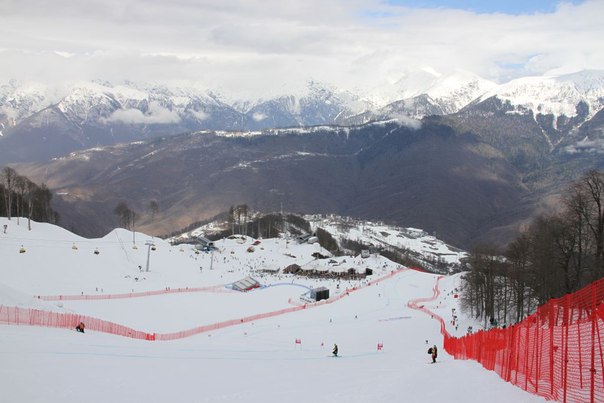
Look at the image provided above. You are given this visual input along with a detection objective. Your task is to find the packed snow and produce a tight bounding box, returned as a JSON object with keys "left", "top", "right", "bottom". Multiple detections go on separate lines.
{"left": 0, "top": 217, "right": 545, "bottom": 402}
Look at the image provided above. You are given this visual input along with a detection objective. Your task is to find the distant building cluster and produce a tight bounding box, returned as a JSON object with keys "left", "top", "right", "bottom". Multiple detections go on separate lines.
{"left": 283, "top": 263, "right": 373, "bottom": 280}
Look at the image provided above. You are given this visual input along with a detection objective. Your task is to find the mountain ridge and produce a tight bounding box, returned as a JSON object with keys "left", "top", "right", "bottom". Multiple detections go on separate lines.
{"left": 2, "top": 69, "right": 603, "bottom": 165}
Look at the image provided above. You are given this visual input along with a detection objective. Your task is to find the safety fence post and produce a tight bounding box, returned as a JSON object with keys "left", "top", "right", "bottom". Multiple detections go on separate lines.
{"left": 579, "top": 307, "right": 584, "bottom": 391}
{"left": 505, "top": 326, "right": 514, "bottom": 382}
{"left": 514, "top": 323, "right": 521, "bottom": 385}
{"left": 524, "top": 318, "right": 530, "bottom": 391}
{"left": 564, "top": 294, "right": 569, "bottom": 403}
{"left": 549, "top": 302, "right": 555, "bottom": 398}
{"left": 591, "top": 284, "right": 596, "bottom": 403}
{"left": 535, "top": 313, "right": 540, "bottom": 395}
{"left": 596, "top": 306, "right": 604, "bottom": 403}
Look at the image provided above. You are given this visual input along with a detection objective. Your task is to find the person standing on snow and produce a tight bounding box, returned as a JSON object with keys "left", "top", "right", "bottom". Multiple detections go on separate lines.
{"left": 431, "top": 345, "right": 437, "bottom": 363}
{"left": 333, "top": 344, "right": 338, "bottom": 357}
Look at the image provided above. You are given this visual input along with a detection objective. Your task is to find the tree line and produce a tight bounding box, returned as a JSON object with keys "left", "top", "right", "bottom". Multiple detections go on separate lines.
{"left": 113, "top": 200, "right": 159, "bottom": 230}
{"left": 1, "top": 166, "right": 58, "bottom": 228}
{"left": 461, "top": 170, "right": 604, "bottom": 328}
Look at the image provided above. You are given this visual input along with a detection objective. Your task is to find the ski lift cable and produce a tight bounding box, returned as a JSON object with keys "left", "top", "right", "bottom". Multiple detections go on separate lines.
{"left": 0, "top": 235, "right": 150, "bottom": 245}
{"left": 114, "top": 230, "right": 135, "bottom": 264}
{"left": 0, "top": 240, "right": 142, "bottom": 249}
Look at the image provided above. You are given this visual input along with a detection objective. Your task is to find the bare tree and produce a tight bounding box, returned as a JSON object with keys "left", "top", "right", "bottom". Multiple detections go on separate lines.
{"left": 14, "top": 174, "right": 27, "bottom": 220}
{"left": 526, "top": 215, "right": 563, "bottom": 304}
{"left": 463, "top": 245, "right": 504, "bottom": 327}
{"left": 114, "top": 202, "right": 133, "bottom": 229}
{"left": 240, "top": 204, "right": 249, "bottom": 235}
{"left": 148, "top": 200, "right": 159, "bottom": 221}
{"left": 574, "top": 170, "right": 604, "bottom": 277}
{"left": 36, "top": 184, "right": 54, "bottom": 223}
{"left": 564, "top": 185, "right": 595, "bottom": 285}
{"left": 25, "top": 178, "right": 37, "bottom": 230}
{"left": 506, "top": 233, "right": 531, "bottom": 322}
{"left": 0, "top": 168, "right": 57, "bottom": 225}
{"left": 461, "top": 170, "right": 604, "bottom": 325}
{"left": 1, "top": 167, "right": 17, "bottom": 220}
{"left": 228, "top": 205, "right": 235, "bottom": 235}
{"left": 228, "top": 204, "right": 250, "bottom": 235}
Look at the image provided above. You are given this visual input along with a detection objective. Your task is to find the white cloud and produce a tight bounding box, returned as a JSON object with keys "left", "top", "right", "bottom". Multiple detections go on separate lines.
{"left": 564, "top": 136, "right": 604, "bottom": 154}
{"left": 252, "top": 112, "right": 268, "bottom": 122}
{"left": 392, "top": 116, "right": 422, "bottom": 130}
{"left": 188, "top": 109, "right": 209, "bottom": 121}
{"left": 103, "top": 102, "right": 180, "bottom": 124}
{"left": 0, "top": 1, "right": 602, "bottom": 99}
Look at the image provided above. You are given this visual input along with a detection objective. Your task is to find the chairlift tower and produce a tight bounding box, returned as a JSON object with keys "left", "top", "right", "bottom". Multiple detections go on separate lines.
{"left": 209, "top": 247, "right": 215, "bottom": 270}
{"left": 145, "top": 240, "right": 155, "bottom": 272}
{"left": 131, "top": 211, "right": 137, "bottom": 247}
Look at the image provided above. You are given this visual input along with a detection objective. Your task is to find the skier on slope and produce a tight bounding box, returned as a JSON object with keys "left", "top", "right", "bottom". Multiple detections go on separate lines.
{"left": 430, "top": 345, "right": 437, "bottom": 363}
{"left": 332, "top": 343, "right": 338, "bottom": 357}
{"left": 75, "top": 322, "right": 85, "bottom": 333}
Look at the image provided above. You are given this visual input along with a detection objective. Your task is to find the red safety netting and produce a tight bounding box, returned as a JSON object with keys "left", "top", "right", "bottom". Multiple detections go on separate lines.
{"left": 409, "top": 276, "right": 604, "bottom": 403}
{"left": 0, "top": 305, "right": 152, "bottom": 339}
{"left": 36, "top": 284, "right": 230, "bottom": 301}
{"left": 1, "top": 267, "right": 409, "bottom": 342}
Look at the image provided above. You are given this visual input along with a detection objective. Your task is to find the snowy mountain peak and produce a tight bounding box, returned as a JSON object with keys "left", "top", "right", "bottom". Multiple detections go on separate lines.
{"left": 0, "top": 81, "right": 59, "bottom": 122}
{"left": 425, "top": 70, "right": 497, "bottom": 113}
{"left": 368, "top": 68, "right": 442, "bottom": 105}
{"left": 481, "top": 69, "right": 604, "bottom": 119}
{"left": 366, "top": 68, "right": 496, "bottom": 113}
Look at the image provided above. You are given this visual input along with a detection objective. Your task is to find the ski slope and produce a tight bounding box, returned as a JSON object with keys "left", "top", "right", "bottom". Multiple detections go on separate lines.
{"left": 0, "top": 218, "right": 545, "bottom": 402}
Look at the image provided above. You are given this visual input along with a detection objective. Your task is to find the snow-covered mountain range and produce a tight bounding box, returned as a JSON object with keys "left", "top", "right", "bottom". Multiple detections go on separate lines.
{"left": 2, "top": 69, "right": 602, "bottom": 153}
{"left": 478, "top": 70, "right": 604, "bottom": 122}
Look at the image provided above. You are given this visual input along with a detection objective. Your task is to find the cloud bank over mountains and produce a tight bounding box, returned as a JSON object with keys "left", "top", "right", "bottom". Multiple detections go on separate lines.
{"left": 102, "top": 102, "right": 181, "bottom": 125}
{"left": 1, "top": 0, "right": 603, "bottom": 99}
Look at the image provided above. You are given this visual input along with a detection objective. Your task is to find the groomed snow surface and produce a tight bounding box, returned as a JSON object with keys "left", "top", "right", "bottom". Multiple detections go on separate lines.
{"left": 0, "top": 218, "right": 545, "bottom": 402}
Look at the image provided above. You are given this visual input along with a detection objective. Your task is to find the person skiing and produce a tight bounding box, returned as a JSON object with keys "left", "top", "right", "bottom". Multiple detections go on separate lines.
{"left": 431, "top": 345, "right": 437, "bottom": 363}
{"left": 332, "top": 343, "right": 338, "bottom": 357}
{"left": 75, "top": 322, "right": 85, "bottom": 333}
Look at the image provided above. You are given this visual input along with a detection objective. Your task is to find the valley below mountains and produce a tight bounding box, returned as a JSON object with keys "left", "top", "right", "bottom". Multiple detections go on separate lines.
{"left": 4, "top": 69, "right": 604, "bottom": 249}
{"left": 13, "top": 115, "right": 603, "bottom": 250}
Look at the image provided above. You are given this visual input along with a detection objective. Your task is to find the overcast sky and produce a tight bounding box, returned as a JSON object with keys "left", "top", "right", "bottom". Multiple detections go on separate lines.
{"left": 1, "top": 0, "right": 602, "bottom": 98}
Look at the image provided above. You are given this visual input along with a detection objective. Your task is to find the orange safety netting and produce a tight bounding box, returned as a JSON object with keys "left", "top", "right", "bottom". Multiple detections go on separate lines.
{"left": 410, "top": 276, "right": 604, "bottom": 403}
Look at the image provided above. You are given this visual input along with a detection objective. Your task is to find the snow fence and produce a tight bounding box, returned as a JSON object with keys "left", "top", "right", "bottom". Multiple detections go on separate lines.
{"left": 410, "top": 276, "right": 604, "bottom": 403}
{"left": 0, "top": 267, "right": 408, "bottom": 341}
{"left": 36, "top": 284, "right": 230, "bottom": 301}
